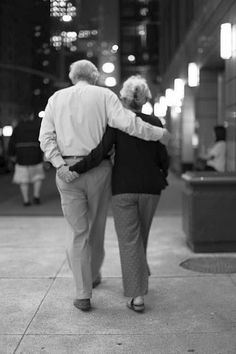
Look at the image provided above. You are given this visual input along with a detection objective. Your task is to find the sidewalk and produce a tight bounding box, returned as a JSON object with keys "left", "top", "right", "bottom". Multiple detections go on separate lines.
{"left": 0, "top": 174, "right": 236, "bottom": 353}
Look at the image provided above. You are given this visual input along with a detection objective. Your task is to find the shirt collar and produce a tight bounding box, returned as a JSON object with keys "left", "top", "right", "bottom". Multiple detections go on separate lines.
{"left": 75, "top": 80, "right": 90, "bottom": 88}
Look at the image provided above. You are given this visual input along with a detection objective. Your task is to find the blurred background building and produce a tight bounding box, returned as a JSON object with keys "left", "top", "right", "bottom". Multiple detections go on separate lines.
{"left": 0, "top": 0, "right": 236, "bottom": 173}
{"left": 158, "top": 0, "right": 236, "bottom": 173}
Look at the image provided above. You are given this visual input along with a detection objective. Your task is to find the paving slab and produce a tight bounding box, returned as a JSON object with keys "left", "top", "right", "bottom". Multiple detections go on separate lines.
{"left": 58, "top": 216, "right": 227, "bottom": 279}
{"left": 0, "top": 335, "right": 21, "bottom": 354}
{"left": 27, "top": 277, "right": 236, "bottom": 335}
{"left": 0, "top": 217, "right": 67, "bottom": 248}
{"left": 0, "top": 279, "right": 52, "bottom": 334}
{"left": 0, "top": 248, "right": 65, "bottom": 278}
{"left": 15, "top": 332, "right": 236, "bottom": 354}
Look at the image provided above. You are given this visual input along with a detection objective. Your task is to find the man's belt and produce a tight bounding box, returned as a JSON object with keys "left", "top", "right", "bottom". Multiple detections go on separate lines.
{"left": 62, "top": 155, "right": 85, "bottom": 159}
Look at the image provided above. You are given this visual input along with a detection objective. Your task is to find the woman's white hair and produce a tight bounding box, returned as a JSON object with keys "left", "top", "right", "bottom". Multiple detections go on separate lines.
{"left": 120, "top": 75, "right": 152, "bottom": 109}
{"left": 69, "top": 60, "right": 99, "bottom": 84}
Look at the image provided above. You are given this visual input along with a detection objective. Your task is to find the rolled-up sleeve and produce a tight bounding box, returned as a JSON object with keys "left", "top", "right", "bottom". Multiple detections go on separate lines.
{"left": 106, "top": 90, "right": 164, "bottom": 141}
{"left": 39, "top": 97, "right": 65, "bottom": 168}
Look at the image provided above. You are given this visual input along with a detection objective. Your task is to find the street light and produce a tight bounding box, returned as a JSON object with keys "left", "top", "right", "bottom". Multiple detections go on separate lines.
{"left": 105, "top": 77, "right": 117, "bottom": 87}
{"left": 174, "top": 78, "right": 185, "bottom": 100}
{"left": 220, "top": 23, "right": 232, "bottom": 59}
{"left": 2, "top": 126, "right": 13, "bottom": 137}
{"left": 102, "top": 62, "right": 115, "bottom": 74}
{"left": 188, "top": 63, "right": 199, "bottom": 87}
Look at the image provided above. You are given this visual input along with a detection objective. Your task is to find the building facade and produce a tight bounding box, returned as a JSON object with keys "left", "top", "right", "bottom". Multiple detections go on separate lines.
{"left": 120, "top": 0, "right": 160, "bottom": 95}
{"left": 0, "top": 0, "right": 33, "bottom": 126}
{"left": 159, "top": 0, "right": 236, "bottom": 173}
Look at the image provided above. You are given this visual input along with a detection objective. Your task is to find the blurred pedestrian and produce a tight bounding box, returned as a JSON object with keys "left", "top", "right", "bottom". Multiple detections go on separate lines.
{"left": 39, "top": 60, "right": 169, "bottom": 312}
{"left": 197, "top": 125, "right": 226, "bottom": 172}
{"left": 8, "top": 112, "right": 45, "bottom": 206}
{"left": 70, "top": 75, "right": 169, "bottom": 312}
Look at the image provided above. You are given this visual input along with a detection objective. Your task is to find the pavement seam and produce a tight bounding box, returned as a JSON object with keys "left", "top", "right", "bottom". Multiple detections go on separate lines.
{"left": 12, "top": 259, "right": 66, "bottom": 354}
{"left": 229, "top": 275, "right": 236, "bottom": 287}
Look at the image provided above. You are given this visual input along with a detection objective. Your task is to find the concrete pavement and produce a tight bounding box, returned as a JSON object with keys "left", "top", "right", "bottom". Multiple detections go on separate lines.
{"left": 0, "top": 173, "right": 236, "bottom": 353}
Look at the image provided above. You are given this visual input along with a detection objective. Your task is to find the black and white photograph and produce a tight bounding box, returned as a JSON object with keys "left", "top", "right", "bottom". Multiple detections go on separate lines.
{"left": 0, "top": 0, "right": 236, "bottom": 353}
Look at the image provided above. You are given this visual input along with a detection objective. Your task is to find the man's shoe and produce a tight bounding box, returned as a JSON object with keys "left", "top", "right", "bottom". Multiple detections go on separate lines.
{"left": 92, "top": 275, "right": 101, "bottom": 289}
{"left": 73, "top": 298, "right": 91, "bottom": 311}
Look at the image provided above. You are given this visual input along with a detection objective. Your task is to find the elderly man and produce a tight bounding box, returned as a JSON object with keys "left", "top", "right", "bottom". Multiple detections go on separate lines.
{"left": 39, "top": 59, "right": 169, "bottom": 312}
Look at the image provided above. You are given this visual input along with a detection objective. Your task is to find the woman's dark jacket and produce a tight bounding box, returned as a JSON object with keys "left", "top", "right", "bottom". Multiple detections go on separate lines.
{"left": 8, "top": 119, "right": 43, "bottom": 166}
{"left": 70, "top": 112, "right": 169, "bottom": 195}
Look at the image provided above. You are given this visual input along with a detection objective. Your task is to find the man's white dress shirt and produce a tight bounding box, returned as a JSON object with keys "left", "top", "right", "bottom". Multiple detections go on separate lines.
{"left": 39, "top": 82, "right": 165, "bottom": 168}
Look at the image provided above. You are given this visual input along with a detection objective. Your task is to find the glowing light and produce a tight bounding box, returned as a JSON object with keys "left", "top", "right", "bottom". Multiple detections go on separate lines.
{"left": 50, "top": 0, "right": 76, "bottom": 20}
{"left": 154, "top": 102, "right": 167, "bottom": 118}
{"left": 220, "top": 23, "right": 232, "bottom": 59}
{"left": 160, "top": 117, "right": 166, "bottom": 126}
{"left": 188, "top": 63, "right": 199, "bottom": 87}
{"left": 51, "top": 31, "right": 77, "bottom": 49}
{"left": 192, "top": 133, "right": 199, "bottom": 147}
{"left": 174, "top": 78, "right": 185, "bottom": 100}
{"left": 102, "top": 62, "right": 115, "bottom": 74}
{"left": 160, "top": 96, "right": 167, "bottom": 108}
{"left": 62, "top": 14, "right": 72, "bottom": 22}
{"left": 105, "top": 77, "right": 117, "bottom": 87}
{"left": 142, "top": 102, "right": 153, "bottom": 115}
{"left": 43, "top": 78, "right": 50, "bottom": 84}
{"left": 38, "top": 111, "right": 45, "bottom": 118}
{"left": 3, "top": 125, "right": 13, "bottom": 137}
{"left": 78, "top": 30, "right": 97, "bottom": 39}
{"left": 128, "top": 55, "right": 135, "bottom": 62}
{"left": 112, "top": 44, "right": 119, "bottom": 52}
{"left": 165, "top": 88, "right": 176, "bottom": 106}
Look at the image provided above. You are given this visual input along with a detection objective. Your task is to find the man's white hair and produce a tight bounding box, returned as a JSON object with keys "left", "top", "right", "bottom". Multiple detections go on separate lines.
{"left": 120, "top": 75, "right": 152, "bottom": 109}
{"left": 69, "top": 59, "right": 99, "bottom": 84}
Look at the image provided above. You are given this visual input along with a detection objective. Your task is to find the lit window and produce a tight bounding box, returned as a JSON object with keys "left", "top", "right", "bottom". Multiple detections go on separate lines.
{"left": 62, "top": 14, "right": 72, "bottom": 22}
{"left": 50, "top": 0, "right": 76, "bottom": 20}
{"left": 50, "top": 31, "right": 77, "bottom": 49}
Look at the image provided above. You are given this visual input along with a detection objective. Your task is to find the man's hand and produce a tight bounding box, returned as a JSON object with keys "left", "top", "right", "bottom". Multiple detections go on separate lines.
{"left": 57, "top": 165, "right": 79, "bottom": 183}
{"left": 159, "top": 128, "right": 171, "bottom": 145}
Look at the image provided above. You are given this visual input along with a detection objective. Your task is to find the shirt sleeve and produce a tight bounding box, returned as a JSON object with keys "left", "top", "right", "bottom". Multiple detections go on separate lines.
{"left": 69, "top": 126, "right": 115, "bottom": 173}
{"left": 38, "top": 97, "right": 65, "bottom": 168}
{"left": 106, "top": 91, "right": 164, "bottom": 141}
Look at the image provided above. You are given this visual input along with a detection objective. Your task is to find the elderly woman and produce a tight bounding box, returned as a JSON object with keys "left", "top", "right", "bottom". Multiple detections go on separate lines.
{"left": 70, "top": 75, "right": 169, "bottom": 312}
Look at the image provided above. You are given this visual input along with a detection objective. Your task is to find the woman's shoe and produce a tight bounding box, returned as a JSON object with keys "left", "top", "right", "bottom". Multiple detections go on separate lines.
{"left": 127, "top": 298, "right": 145, "bottom": 313}
{"left": 33, "top": 197, "right": 41, "bottom": 205}
{"left": 92, "top": 274, "right": 102, "bottom": 288}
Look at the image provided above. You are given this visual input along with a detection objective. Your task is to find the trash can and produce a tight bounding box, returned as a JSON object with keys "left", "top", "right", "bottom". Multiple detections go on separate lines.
{"left": 182, "top": 171, "right": 236, "bottom": 252}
